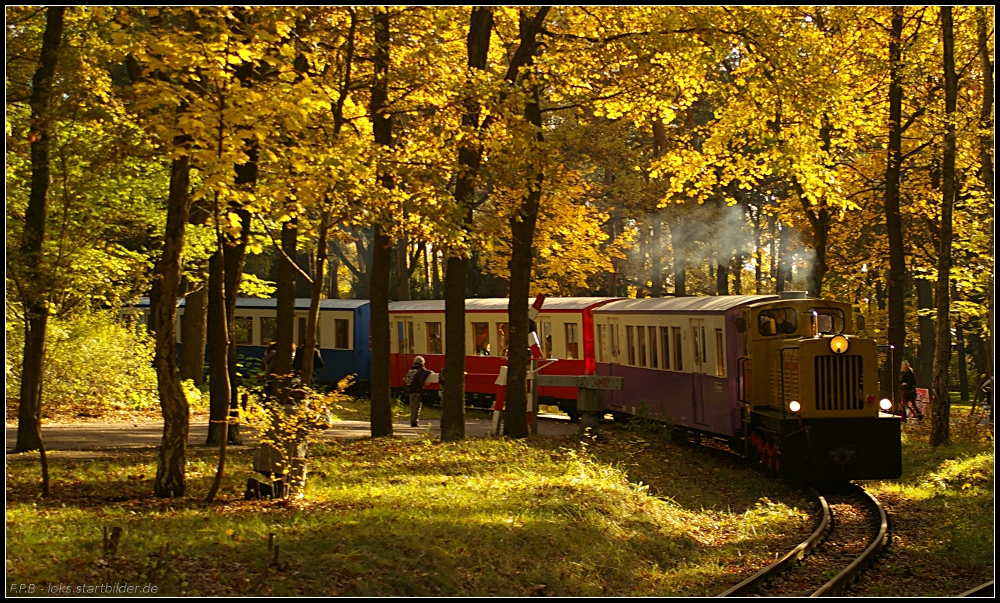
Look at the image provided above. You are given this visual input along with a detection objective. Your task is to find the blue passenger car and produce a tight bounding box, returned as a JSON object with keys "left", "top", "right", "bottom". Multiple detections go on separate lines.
{"left": 130, "top": 297, "right": 371, "bottom": 390}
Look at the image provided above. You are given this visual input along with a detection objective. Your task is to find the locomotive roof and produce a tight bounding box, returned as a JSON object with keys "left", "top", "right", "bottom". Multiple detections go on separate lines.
{"left": 129, "top": 297, "right": 368, "bottom": 310}
{"left": 595, "top": 295, "right": 779, "bottom": 314}
{"left": 389, "top": 297, "right": 621, "bottom": 312}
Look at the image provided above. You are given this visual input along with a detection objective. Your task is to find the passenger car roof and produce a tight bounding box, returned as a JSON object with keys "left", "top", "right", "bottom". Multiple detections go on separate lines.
{"left": 595, "top": 295, "right": 779, "bottom": 314}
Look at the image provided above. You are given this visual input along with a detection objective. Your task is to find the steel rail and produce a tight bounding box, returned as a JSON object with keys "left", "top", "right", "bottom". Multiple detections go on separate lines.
{"left": 718, "top": 485, "right": 830, "bottom": 597}
{"left": 959, "top": 580, "right": 994, "bottom": 597}
{"left": 810, "top": 482, "right": 889, "bottom": 597}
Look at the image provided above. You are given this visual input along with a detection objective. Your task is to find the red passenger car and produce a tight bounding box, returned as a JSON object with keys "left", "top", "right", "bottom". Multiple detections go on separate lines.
{"left": 388, "top": 297, "right": 621, "bottom": 414}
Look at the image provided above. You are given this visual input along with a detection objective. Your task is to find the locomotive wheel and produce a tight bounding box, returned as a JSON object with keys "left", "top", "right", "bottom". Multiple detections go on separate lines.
{"left": 764, "top": 442, "right": 776, "bottom": 473}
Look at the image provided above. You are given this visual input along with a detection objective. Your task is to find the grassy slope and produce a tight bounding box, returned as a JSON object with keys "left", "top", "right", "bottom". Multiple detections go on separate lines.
{"left": 6, "top": 402, "right": 992, "bottom": 597}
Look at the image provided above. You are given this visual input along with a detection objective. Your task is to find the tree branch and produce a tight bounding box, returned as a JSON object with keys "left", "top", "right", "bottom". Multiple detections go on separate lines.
{"left": 255, "top": 214, "right": 314, "bottom": 285}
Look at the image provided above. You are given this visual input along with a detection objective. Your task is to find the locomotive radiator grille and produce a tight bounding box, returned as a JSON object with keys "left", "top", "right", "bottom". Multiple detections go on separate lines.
{"left": 814, "top": 355, "right": 864, "bottom": 411}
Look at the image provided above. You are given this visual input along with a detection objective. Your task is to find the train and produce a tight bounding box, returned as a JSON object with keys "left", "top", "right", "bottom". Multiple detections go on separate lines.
{"left": 591, "top": 292, "right": 901, "bottom": 481}
{"left": 130, "top": 291, "right": 902, "bottom": 481}
{"left": 130, "top": 297, "right": 372, "bottom": 387}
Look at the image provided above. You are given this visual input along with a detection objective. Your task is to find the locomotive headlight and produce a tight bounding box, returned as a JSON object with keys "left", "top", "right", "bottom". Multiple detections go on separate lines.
{"left": 789, "top": 400, "right": 802, "bottom": 413}
{"left": 829, "top": 335, "right": 849, "bottom": 354}
{"left": 879, "top": 398, "right": 893, "bottom": 411}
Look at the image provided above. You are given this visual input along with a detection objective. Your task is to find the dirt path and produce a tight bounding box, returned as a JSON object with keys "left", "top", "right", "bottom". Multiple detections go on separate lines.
{"left": 5, "top": 414, "right": 584, "bottom": 459}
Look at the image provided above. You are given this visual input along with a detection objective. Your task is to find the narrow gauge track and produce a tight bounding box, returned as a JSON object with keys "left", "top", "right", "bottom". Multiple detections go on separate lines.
{"left": 960, "top": 580, "right": 994, "bottom": 597}
{"left": 719, "top": 481, "right": 889, "bottom": 597}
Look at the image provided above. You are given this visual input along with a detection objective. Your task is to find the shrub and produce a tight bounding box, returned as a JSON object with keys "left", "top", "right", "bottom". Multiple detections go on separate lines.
{"left": 6, "top": 308, "right": 159, "bottom": 419}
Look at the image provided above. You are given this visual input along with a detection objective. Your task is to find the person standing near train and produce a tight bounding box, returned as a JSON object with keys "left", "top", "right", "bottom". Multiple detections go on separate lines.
{"left": 900, "top": 360, "right": 922, "bottom": 422}
{"left": 404, "top": 356, "right": 432, "bottom": 427}
{"left": 292, "top": 343, "right": 325, "bottom": 381}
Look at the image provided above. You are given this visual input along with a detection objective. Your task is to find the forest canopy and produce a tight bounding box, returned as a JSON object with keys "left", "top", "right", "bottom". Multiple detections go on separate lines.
{"left": 6, "top": 6, "right": 993, "bottom": 465}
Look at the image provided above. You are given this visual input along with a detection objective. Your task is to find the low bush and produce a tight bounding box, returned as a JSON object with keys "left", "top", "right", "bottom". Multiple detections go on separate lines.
{"left": 5, "top": 308, "right": 159, "bottom": 419}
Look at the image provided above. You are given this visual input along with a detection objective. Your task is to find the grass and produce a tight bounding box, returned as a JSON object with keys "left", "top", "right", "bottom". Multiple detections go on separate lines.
{"left": 6, "top": 429, "right": 812, "bottom": 597}
{"left": 858, "top": 402, "right": 994, "bottom": 595}
{"left": 7, "top": 394, "right": 991, "bottom": 597}
{"left": 321, "top": 392, "right": 495, "bottom": 423}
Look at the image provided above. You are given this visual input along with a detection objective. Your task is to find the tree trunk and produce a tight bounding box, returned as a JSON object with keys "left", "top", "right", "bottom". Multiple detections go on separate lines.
{"left": 206, "top": 251, "right": 230, "bottom": 444}
{"left": 328, "top": 239, "right": 341, "bottom": 299}
{"left": 504, "top": 15, "right": 547, "bottom": 438}
{"left": 650, "top": 213, "right": 662, "bottom": 297}
{"left": 223, "top": 206, "right": 251, "bottom": 444}
{"left": 15, "top": 6, "right": 65, "bottom": 454}
{"left": 976, "top": 7, "right": 995, "bottom": 403}
{"left": 753, "top": 202, "right": 763, "bottom": 293}
{"left": 179, "top": 202, "right": 210, "bottom": 386}
{"left": 442, "top": 254, "right": 470, "bottom": 441}
{"left": 671, "top": 218, "right": 687, "bottom": 297}
{"left": 977, "top": 7, "right": 995, "bottom": 200}
{"left": 442, "top": 7, "right": 495, "bottom": 442}
{"left": 885, "top": 6, "right": 907, "bottom": 406}
{"left": 955, "top": 317, "right": 969, "bottom": 402}
{"left": 302, "top": 213, "right": 328, "bottom": 388}
{"left": 205, "top": 198, "right": 232, "bottom": 502}
{"left": 432, "top": 245, "right": 441, "bottom": 298}
{"left": 152, "top": 155, "right": 192, "bottom": 498}
{"left": 368, "top": 6, "right": 395, "bottom": 438}
{"left": 179, "top": 284, "right": 208, "bottom": 385}
{"left": 916, "top": 277, "right": 935, "bottom": 388}
{"left": 931, "top": 6, "right": 957, "bottom": 447}
{"left": 273, "top": 219, "right": 298, "bottom": 398}
{"left": 370, "top": 225, "right": 393, "bottom": 436}
{"left": 395, "top": 237, "right": 410, "bottom": 301}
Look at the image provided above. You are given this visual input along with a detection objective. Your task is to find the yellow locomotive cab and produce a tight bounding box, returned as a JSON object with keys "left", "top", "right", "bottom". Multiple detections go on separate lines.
{"left": 741, "top": 295, "right": 902, "bottom": 480}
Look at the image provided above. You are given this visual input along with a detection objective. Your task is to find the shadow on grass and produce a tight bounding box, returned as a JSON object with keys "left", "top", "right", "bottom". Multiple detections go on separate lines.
{"left": 6, "top": 435, "right": 814, "bottom": 597}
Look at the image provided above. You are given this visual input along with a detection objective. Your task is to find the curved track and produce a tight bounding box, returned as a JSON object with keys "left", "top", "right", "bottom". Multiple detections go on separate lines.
{"left": 720, "top": 481, "right": 889, "bottom": 597}
{"left": 960, "top": 580, "right": 995, "bottom": 597}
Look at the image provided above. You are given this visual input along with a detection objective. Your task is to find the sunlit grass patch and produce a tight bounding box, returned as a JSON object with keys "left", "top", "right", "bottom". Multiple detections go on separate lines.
{"left": 6, "top": 431, "right": 811, "bottom": 596}
{"left": 318, "top": 393, "right": 492, "bottom": 423}
{"left": 864, "top": 418, "right": 994, "bottom": 574}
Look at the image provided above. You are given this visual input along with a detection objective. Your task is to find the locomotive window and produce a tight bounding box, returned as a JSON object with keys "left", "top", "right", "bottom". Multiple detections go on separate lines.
{"left": 496, "top": 323, "right": 509, "bottom": 357}
{"left": 715, "top": 328, "right": 725, "bottom": 377}
{"left": 638, "top": 326, "right": 647, "bottom": 367}
{"left": 234, "top": 316, "right": 253, "bottom": 345}
{"left": 261, "top": 317, "right": 277, "bottom": 345}
{"left": 626, "top": 326, "right": 635, "bottom": 365}
{"left": 426, "top": 322, "right": 443, "bottom": 354}
{"left": 758, "top": 308, "right": 797, "bottom": 336}
{"left": 672, "top": 327, "right": 683, "bottom": 371}
{"left": 650, "top": 327, "right": 658, "bottom": 368}
{"left": 814, "top": 309, "right": 845, "bottom": 334}
{"left": 335, "top": 319, "right": 350, "bottom": 349}
{"left": 660, "top": 326, "right": 670, "bottom": 370}
{"left": 472, "top": 322, "right": 490, "bottom": 355}
{"left": 565, "top": 323, "right": 579, "bottom": 360}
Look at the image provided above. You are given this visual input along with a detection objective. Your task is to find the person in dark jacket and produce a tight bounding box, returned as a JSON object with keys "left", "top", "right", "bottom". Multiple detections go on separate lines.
{"left": 292, "top": 345, "right": 325, "bottom": 379}
{"left": 405, "top": 356, "right": 432, "bottom": 427}
{"left": 900, "top": 360, "right": 922, "bottom": 422}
